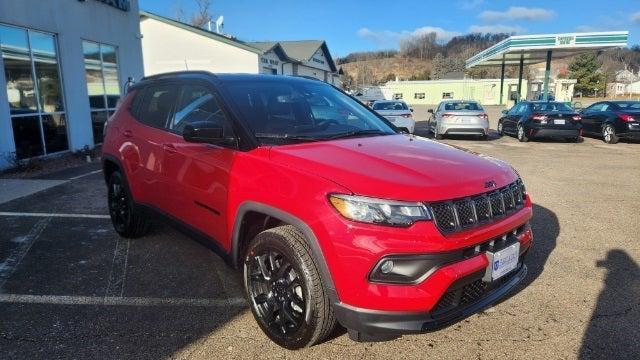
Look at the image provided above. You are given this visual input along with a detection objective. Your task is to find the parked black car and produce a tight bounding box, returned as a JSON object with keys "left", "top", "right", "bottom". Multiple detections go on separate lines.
{"left": 579, "top": 101, "right": 640, "bottom": 144}
{"left": 498, "top": 101, "right": 582, "bottom": 142}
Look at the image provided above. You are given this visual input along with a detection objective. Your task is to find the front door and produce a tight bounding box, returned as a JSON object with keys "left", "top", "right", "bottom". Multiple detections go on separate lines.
{"left": 162, "top": 82, "right": 237, "bottom": 244}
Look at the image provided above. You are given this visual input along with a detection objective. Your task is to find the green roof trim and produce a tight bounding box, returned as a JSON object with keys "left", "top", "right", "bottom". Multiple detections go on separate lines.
{"left": 466, "top": 31, "right": 629, "bottom": 68}
{"left": 139, "top": 10, "right": 261, "bottom": 54}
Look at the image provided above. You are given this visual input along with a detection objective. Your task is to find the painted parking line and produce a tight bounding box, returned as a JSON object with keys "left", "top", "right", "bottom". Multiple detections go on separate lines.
{"left": 67, "top": 169, "right": 103, "bottom": 180}
{"left": 0, "top": 212, "right": 110, "bottom": 219}
{"left": 0, "top": 217, "right": 51, "bottom": 291}
{"left": 105, "top": 237, "right": 130, "bottom": 297}
{"left": 0, "top": 293, "right": 247, "bottom": 307}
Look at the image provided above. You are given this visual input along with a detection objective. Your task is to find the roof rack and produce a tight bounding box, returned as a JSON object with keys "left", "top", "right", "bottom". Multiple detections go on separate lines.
{"left": 140, "top": 70, "right": 216, "bottom": 82}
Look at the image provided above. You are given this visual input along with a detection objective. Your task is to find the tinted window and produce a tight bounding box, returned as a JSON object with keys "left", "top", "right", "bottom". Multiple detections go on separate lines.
{"left": 443, "top": 102, "right": 482, "bottom": 111}
{"left": 138, "top": 84, "right": 177, "bottom": 128}
{"left": 171, "top": 84, "right": 234, "bottom": 138}
{"left": 225, "top": 80, "right": 395, "bottom": 145}
{"left": 531, "top": 102, "right": 572, "bottom": 112}
{"left": 373, "top": 102, "right": 408, "bottom": 110}
{"left": 613, "top": 102, "right": 640, "bottom": 109}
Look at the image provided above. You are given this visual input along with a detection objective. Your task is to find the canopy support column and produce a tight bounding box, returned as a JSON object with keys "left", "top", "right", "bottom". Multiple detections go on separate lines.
{"left": 517, "top": 53, "right": 524, "bottom": 103}
{"left": 543, "top": 50, "right": 552, "bottom": 101}
{"left": 499, "top": 55, "right": 505, "bottom": 105}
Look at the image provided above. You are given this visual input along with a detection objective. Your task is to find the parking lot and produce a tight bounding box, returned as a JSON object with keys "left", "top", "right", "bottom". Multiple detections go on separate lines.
{"left": 1, "top": 115, "right": 639, "bottom": 359}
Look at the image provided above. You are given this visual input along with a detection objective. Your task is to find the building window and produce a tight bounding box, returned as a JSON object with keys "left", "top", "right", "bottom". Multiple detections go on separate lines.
{"left": 1, "top": 24, "right": 68, "bottom": 159}
{"left": 414, "top": 93, "right": 425, "bottom": 99}
{"left": 442, "top": 92, "right": 453, "bottom": 99}
{"left": 82, "top": 41, "right": 120, "bottom": 143}
{"left": 393, "top": 93, "right": 403, "bottom": 99}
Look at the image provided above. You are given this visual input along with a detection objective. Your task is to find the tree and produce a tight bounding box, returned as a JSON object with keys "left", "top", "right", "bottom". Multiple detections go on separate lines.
{"left": 569, "top": 53, "right": 605, "bottom": 96}
{"left": 190, "top": 0, "right": 213, "bottom": 28}
{"left": 431, "top": 53, "right": 446, "bottom": 79}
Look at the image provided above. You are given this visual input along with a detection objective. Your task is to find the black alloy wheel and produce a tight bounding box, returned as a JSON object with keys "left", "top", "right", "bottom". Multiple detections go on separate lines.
{"left": 107, "top": 171, "right": 150, "bottom": 238}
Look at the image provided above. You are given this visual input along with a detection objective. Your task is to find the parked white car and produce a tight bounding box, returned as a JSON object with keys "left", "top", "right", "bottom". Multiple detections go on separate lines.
{"left": 372, "top": 100, "right": 415, "bottom": 133}
{"left": 428, "top": 100, "right": 489, "bottom": 139}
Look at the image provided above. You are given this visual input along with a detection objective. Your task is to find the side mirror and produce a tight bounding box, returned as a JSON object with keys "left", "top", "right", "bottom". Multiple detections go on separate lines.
{"left": 410, "top": 108, "right": 414, "bottom": 112}
{"left": 183, "top": 124, "right": 224, "bottom": 144}
{"left": 501, "top": 109, "right": 508, "bottom": 114}
{"left": 427, "top": 109, "right": 434, "bottom": 114}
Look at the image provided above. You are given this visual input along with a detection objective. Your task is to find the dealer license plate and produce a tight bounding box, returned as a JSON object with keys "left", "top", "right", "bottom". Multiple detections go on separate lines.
{"left": 554, "top": 119, "right": 566, "bottom": 125}
{"left": 483, "top": 242, "right": 520, "bottom": 281}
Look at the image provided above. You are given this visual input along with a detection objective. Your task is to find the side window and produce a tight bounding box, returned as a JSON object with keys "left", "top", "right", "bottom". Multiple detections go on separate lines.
{"left": 171, "top": 84, "right": 235, "bottom": 138}
{"left": 508, "top": 104, "right": 521, "bottom": 115}
{"left": 138, "top": 84, "right": 178, "bottom": 128}
{"left": 585, "top": 103, "right": 603, "bottom": 113}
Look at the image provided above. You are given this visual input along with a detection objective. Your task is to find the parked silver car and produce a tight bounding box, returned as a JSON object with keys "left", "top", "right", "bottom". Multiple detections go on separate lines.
{"left": 428, "top": 100, "right": 489, "bottom": 139}
{"left": 372, "top": 100, "right": 416, "bottom": 133}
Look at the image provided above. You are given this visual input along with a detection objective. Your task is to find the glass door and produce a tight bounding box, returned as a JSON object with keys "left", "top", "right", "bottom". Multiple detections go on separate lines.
{"left": 0, "top": 24, "right": 68, "bottom": 159}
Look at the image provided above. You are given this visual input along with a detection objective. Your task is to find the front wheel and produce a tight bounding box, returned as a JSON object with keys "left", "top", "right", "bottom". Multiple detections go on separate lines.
{"left": 517, "top": 125, "right": 529, "bottom": 142}
{"left": 602, "top": 125, "right": 619, "bottom": 144}
{"left": 243, "top": 225, "right": 336, "bottom": 349}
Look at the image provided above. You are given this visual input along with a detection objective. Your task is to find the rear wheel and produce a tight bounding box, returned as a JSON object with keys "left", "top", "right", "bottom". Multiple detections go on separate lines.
{"left": 434, "top": 125, "right": 444, "bottom": 140}
{"left": 602, "top": 125, "right": 619, "bottom": 144}
{"left": 243, "top": 225, "right": 336, "bottom": 349}
{"left": 517, "top": 125, "right": 529, "bottom": 142}
{"left": 107, "top": 171, "right": 150, "bottom": 238}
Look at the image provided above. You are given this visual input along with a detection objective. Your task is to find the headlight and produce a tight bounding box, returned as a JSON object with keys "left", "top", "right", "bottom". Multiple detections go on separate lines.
{"left": 328, "top": 194, "right": 431, "bottom": 227}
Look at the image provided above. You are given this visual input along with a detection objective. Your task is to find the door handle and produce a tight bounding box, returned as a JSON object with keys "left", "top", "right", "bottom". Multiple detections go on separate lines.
{"left": 123, "top": 130, "right": 133, "bottom": 138}
{"left": 163, "top": 143, "right": 178, "bottom": 154}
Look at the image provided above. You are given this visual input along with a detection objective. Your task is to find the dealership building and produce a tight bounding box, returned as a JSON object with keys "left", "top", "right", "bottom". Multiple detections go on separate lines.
{"left": 0, "top": 0, "right": 144, "bottom": 169}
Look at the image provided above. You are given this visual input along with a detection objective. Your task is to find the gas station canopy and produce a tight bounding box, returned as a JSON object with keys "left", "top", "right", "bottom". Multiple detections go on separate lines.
{"left": 466, "top": 31, "right": 629, "bottom": 68}
{"left": 465, "top": 31, "right": 629, "bottom": 103}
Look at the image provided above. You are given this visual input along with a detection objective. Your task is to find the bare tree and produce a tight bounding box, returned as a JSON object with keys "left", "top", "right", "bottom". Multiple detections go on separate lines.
{"left": 173, "top": 0, "right": 187, "bottom": 22}
{"left": 190, "top": 0, "right": 213, "bottom": 28}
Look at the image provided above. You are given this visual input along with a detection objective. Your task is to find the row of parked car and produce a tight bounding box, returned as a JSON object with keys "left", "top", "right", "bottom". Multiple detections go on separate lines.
{"left": 369, "top": 99, "right": 640, "bottom": 145}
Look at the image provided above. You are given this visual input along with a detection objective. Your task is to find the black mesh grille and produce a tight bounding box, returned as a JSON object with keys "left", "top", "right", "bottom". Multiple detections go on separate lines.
{"left": 430, "top": 180, "right": 525, "bottom": 234}
{"left": 431, "top": 203, "right": 457, "bottom": 232}
{"left": 459, "top": 280, "right": 488, "bottom": 306}
{"left": 474, "top": 196, "right": 491, "bottom": 222}
{"left": 456, "top": 200, "right": 476, "bottom": 227}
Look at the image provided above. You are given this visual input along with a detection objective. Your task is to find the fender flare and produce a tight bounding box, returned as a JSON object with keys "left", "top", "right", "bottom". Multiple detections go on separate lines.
{"left": 231, "top": 201, "right": 337, "bottom": 296}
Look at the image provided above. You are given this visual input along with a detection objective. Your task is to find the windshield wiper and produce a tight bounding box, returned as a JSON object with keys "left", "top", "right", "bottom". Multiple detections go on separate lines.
{"left": 323, "top": 129, "right": 389, "bottom": 140}
{"left": 254, "top": 133, "right": 321, "bottom": 143}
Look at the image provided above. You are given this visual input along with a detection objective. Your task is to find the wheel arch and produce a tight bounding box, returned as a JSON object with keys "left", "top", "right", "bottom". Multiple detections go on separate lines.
{"left": 231, "top": 201, "right": 337, "bottom": 297}
{"left": 102, "top": 154, "right": 124, "bottom": 185}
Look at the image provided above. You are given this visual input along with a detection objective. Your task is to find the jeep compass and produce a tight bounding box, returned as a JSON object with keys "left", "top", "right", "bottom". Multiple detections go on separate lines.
{"left": 102, "top": 72, "right": 533, "bottom": 349}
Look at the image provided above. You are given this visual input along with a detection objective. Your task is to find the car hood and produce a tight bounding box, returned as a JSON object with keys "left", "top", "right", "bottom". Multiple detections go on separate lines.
{"left": 268, "top": 135, "right": 518, "bottom": 202}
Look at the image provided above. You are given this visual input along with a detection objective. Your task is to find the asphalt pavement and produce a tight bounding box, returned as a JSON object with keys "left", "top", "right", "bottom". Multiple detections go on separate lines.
{"left": 0, "top": 127, "right": 638, "bottom": 359}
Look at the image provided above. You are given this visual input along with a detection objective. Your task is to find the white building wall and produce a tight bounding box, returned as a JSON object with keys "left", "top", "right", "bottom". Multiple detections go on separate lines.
{"left": 140, "top": 18, "right": 259, "bottom": 75}
{"left": 259, "top": 50, "right": 282, "bottom": 74}
{"left": 296, "top": 64, "right": 327, "bottom": 82}
{"left": 0, "top": 0, "right": 144, "bottom": 168}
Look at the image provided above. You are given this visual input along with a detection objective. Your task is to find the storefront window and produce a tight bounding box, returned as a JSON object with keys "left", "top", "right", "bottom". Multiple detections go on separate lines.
{"left": 83, "top": 41, "right": 120, "bottom": 143}
{"left": 1, "top": 24, "right": 68, "bottom": 159}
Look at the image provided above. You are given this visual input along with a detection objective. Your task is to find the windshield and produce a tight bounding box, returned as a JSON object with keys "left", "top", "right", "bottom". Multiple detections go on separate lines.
{"left": 443, "top": 102, "right": 482, "bottom": 111}
{"left": 225, "top": 80, "right": 396, "bottom": 145}
{"left": 531, "top": 102, "right": 573, "bottom": 112}
{"left": 373, "top": 101, "right": 408, "bottom": 110}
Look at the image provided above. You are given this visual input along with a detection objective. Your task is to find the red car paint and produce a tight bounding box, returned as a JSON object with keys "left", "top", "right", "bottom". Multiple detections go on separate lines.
{"left": 103, "top": 84, "right": 532, "bottom": 317}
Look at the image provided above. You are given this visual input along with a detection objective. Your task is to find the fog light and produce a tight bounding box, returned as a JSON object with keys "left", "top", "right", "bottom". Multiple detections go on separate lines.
{"left": 380, "top": 260, "right": 394, "bottom": 274}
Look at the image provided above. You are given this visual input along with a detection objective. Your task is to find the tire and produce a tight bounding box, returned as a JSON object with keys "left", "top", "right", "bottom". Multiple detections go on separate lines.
{"left": 602, "top": 125, "right": 619, "bottom": 144}
{"left": 107, "top": 171, "right": 150, "bottom": 238}
{"left": 480, "top": 133, "right": 489, "bottom": 141}
{"left": 517, "top": 125, "right": 529, "bottom": 142}
{"left": 243, "top": 225, "right": 336, "bottom": 349}
{"left": 497, "top": 121, "right": 504, "bottom": 136}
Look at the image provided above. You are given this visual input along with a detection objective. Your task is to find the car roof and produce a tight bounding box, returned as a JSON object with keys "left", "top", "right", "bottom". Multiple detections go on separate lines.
{"left": 440, "top": 100, "right": 479, "bottom": 104}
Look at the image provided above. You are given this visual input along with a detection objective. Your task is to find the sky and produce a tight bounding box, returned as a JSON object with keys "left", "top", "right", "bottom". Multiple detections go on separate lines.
{"left": 139, "top": 0, "right": 640, "bottom": 57}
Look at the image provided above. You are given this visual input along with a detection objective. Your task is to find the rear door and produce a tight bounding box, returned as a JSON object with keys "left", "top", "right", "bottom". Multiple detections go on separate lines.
{"left": 580, "top": 103, "right": 603, "bottom": 134}
{"left": 162, "top": 81, "right": 238, "bottom": 243}
{"left": 124, "top": 83, "right": 178, "bottom": 207}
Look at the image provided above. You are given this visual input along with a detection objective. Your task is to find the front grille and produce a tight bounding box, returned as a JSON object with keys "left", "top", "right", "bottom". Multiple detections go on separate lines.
{"left": 430, "top": 180, "right": 525, "bottom": 234}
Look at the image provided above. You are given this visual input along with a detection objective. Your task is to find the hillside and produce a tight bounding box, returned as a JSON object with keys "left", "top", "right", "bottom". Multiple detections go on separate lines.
{"left": 340, "top": 57, "right": 432, "bottom": 85}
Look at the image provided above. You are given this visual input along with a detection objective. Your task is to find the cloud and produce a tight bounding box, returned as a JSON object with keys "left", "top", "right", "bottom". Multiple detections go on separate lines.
{"left": 479, "top": 7, "right": 556, "bottom": 22}
{"left": 457, "top": 0, "right": 484, "bottom": 10}
{"left": 468, "top": 24, "right": 525, "bottom": 34}
{"left": 357, "top": 27, "right": 461, "bottom": 48}
{"left": 631, "top": 12, "right": 640, "bottom": 24}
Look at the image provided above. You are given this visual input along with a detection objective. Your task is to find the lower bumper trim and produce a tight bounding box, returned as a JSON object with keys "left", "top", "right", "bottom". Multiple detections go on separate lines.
{"left": 333, "top": 264, "right": 528, "bottom": 335}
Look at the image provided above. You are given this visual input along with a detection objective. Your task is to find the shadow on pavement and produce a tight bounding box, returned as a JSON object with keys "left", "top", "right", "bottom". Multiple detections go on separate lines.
{"left": 579, "top": 249, "right": 640, "bottom": 359}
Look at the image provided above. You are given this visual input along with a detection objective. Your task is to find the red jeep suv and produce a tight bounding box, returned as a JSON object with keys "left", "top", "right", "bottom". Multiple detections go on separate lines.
{"left": 102, "top": 72, "right": 533, "bottom": 349}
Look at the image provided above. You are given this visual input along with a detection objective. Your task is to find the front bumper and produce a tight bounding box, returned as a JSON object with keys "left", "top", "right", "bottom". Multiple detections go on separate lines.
{"left": 334, "top": 263, "right": 527, "bottom": 335}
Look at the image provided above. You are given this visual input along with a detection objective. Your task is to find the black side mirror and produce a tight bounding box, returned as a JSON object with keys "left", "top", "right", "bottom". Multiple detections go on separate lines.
{"left": 427, "top": 109, "right": 434, "bottom": 114}
{"left": 183, "top": 124, "right": 224, "bottom": 144}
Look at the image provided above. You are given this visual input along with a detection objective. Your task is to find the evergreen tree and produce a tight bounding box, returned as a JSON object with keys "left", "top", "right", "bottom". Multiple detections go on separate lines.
{"left": 569, "top": 53, "right": 605, "bottom": 95}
